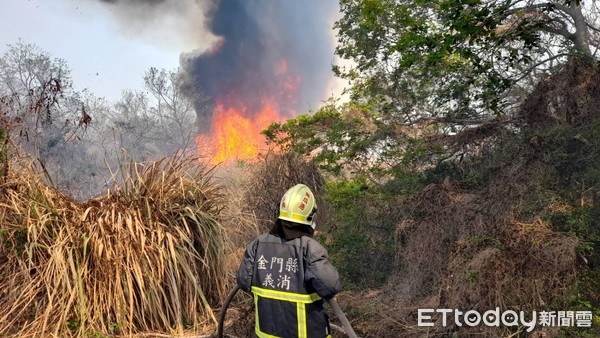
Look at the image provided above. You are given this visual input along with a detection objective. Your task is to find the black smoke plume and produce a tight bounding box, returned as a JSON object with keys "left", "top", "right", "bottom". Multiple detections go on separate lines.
{"left": 182, "top": 0, "right": 337, "bottom": 133}
{"left": 95, "top": 0, "right": 337, "bottom": 134}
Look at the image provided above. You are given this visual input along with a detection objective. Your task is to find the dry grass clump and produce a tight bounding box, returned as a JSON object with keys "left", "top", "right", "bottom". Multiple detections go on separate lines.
{"left": 444, "top": 218, "right": 578, "bottom": 313}
{"left": 360, "top": 183, "right": 579, "bottom": 337}
{"left": 392, "top": 180, "right": 491, "bottom": 301}
{"left": 0, "top": 155, "right": 229, "bottom": 337}
{"left": 366, "top": 139, "right": 582, "bottom": 336}
{"left": 214, "top": 163, "right": 263, "bottom": 250}
{"left": 521, "top": 57, "right": 600, "bottom": 127}
{"left": 243, "top": 151, "right": 326, "bottom": 232}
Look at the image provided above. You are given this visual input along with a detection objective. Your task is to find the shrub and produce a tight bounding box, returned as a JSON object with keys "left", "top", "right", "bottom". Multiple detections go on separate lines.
{"left": 322, "top": 178, "right": 396, "bottom": 289}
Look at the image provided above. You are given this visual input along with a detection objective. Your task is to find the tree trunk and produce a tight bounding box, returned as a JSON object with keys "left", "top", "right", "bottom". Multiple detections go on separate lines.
{"left": 571, "top": 4, "right": 591, "bottom": 56}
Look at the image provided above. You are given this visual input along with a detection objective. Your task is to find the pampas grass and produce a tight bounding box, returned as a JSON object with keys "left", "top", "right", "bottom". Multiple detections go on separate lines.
{"left": 0, "top": 155, "right": 230, "bottom": 337}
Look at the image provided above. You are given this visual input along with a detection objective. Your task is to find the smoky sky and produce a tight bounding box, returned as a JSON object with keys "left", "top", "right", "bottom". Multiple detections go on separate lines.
{"left": 182, "top": 0, "right": 338, "bottom": 128}
{"left": 96, "top": 0, "right": 338, "bottom": 133}
{"left": 98, "top": 0, "right": 166, "bottom": 4}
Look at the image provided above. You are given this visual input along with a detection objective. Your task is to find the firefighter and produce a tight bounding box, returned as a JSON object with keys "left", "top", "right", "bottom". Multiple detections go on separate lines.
{"left": 236, "top": 184, "right": 341, "bottom": 338}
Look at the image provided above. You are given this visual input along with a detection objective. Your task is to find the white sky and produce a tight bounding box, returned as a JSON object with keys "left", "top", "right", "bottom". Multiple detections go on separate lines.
{"left": 0, "top": 0, "right": 346, "bottom": 104}
{"left": 0, "top": 0, "right": 195, "bottom": 101}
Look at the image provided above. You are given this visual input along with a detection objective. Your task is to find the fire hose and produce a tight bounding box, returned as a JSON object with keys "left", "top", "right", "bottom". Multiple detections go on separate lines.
{"left": 217, "top": 285, "right": 358, "bottom": 338}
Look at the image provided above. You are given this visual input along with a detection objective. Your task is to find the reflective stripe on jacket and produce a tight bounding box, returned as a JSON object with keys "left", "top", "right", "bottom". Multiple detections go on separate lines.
{"left": 236, "top": 232, "right": 341, "bottom": 338}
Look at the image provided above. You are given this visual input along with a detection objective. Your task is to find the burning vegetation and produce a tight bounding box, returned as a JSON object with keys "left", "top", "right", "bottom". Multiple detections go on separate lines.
{"left": 183, "top": 0, "right": 336, "bottom": 163}
{"left": 194, "top": 78, "right": 293, "bottom": 163}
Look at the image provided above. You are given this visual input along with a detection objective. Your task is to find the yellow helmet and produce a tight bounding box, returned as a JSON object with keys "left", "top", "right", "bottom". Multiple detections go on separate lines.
{"left": 278, "top": 184, "right": 317, "bottom": 228}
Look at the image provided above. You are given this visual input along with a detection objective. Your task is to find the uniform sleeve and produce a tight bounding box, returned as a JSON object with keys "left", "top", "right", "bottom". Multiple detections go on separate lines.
{"left": 305, "top": 240, "right": 341, "bottom": 300}
{"left": 236, "top": 239, "right": 258, "bottom": 292}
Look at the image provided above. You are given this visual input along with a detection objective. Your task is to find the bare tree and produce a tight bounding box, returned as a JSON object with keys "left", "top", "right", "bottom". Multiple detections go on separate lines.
{"left": 0, "top": 41, "right": 89, "bottom": 159}
{"left": 143, "top": 67, "right": 209, "bottom": 153}
{"left": 0, "top": 44, "right": 211, "bottom": 200}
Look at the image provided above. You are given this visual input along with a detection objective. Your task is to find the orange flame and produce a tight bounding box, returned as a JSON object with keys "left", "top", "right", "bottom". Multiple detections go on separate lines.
{"left": 196, "top": 58, "right": 299, "bottom": 164}
{"left": 196, "top": 98, "right": 279, "bottom": 163}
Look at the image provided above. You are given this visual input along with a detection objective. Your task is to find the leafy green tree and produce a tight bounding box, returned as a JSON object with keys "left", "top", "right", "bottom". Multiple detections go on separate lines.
{"left": 335, "top": 0, "right": 597, "bottom": 122}
{"left": 264, "top": 99, "right": 434, "bottom": 183}
{"left": 266, "top": 0, "right": 600, "bottom": 178}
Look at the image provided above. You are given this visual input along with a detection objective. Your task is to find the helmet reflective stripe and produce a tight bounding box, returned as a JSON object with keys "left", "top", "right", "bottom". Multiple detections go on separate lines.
{"left": 278, "top": 184, "right": 317, "bottom": 228}
{"left": 279, "top": 211, "right": 314, "bottom": 223}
